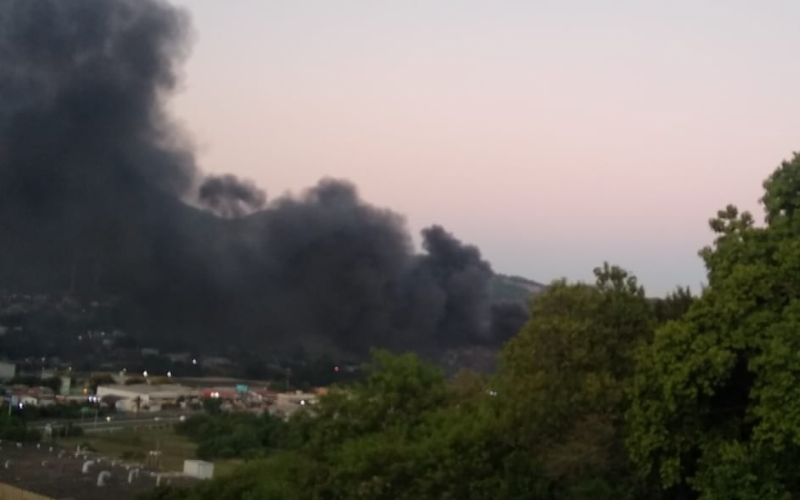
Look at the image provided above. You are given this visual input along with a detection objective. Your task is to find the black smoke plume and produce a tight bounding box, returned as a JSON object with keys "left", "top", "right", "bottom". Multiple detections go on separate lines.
{"left": 0, "top": 0, "right": 514, "bottom": 356}
{"left": 198, "top": 174, "right": 266, "bottom": 218}
{"left": 489, "top": 302, "right": 531, "bottom": 343}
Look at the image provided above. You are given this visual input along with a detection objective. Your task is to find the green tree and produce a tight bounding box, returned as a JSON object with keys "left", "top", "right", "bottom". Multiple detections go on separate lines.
{"left": 202, "top": 398, "right": 222, "bottom": 415}
{"left": 627, "top": 153, "right": 800, "bottom": 499}
{"left": 306, "top": 349, "right": 448, "bottom": 455}
{"left": 652, "top": 286, "right": 695, "bottom": 324}
{"left": 450, "top": 368, "right": 487, "bottom": 400}
{"left": 304, "top": 350, "right": 542, "bottom": 500}
{"left": 497, "top": 263, "right": 655, "bottom": 499}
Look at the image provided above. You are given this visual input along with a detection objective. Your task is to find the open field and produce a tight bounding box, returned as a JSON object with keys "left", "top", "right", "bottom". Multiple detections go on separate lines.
{"left": 60, "top": 427, "right": 194, "bottom": 471}
{"left": 59, "top": 428, "right": 241, "bottom": 476}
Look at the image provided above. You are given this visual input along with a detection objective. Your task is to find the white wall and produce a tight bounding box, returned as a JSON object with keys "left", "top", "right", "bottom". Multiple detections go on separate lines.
{"left": 184, "top": 460, "right": 214, "bottom": 479}
{"left": 0, "top": 362, "right": 16, "bottom": 381}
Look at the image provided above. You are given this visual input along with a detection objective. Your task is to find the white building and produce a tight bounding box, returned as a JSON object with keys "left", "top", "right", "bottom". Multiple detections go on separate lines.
{"left": 96, "top": 384, "right": 195, "bottom": 412}
{"left": 20, "top": 394, "right": 54, "bottom": 407}
{"left": 276, "top": 391, "right": 317, "bottom": 406}
{"left": 270, "top": 391, "right": 318, "bottom": 418}
{"left": 183, "top": 460, "right": 214, "bottom": 479}
{"left": 0, "top": 361, "right": 15, "bottom": 381}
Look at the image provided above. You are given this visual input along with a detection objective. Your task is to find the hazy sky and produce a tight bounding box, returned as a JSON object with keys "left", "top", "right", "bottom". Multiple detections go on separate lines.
{"left": 169, "top": 0, "right": 800, "bottom": 296}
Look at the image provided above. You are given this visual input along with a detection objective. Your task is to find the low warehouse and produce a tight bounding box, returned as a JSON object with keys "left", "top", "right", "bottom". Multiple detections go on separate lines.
{"left": 96, "top": 384, "right": 195, "bottom": 412}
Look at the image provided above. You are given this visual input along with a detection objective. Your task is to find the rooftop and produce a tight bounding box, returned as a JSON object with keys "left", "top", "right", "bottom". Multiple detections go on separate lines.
{"left": 98, "top": 384, "right": 194, "bottom": 396}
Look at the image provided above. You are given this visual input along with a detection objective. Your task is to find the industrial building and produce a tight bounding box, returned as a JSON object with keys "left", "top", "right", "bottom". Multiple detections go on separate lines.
{"left": 96, "top": 384, "right": 195, "bottom": 412}
{"left": 269, "top": 391, "right": 318, "bottom": 418}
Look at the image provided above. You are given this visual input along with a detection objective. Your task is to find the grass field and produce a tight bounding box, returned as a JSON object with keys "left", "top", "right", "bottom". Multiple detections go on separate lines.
{"left": 59, "top": 428, "right": 242, "bottom": 476}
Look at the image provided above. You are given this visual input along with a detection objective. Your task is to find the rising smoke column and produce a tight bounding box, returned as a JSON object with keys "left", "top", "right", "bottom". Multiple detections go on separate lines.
{"left": 0, "top": 0, "right": 197, "bottom": 200}
{"left": 403, "top": 226, "right": 495, "bottom": 345}
{"left": 198, "top": 174, "right": 266, "bottom": 218}
{"left": 0, "top": 0, "right": 511, "bottom": 355}
{"left": 0, "top": 0, "right": 200, "bottom": 294}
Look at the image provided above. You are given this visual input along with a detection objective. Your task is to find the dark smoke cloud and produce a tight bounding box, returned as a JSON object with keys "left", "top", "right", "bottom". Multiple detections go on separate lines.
{"left": 0, "top": 0, "right": 203, "bottom": 305}
{"left": 198, "top": 174, "right": 266, "bottom": 218}
{"left": 489, "top": 302, "right": 530, "bottom": 343}
{"left": 0, "top": 0, "right": 513, "bottom": 356}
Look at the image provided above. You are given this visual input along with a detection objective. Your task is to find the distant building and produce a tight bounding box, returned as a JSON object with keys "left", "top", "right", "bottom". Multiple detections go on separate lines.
{"left": 276, "top": 391, "right": 317, "bottom": 406}
{"left": 96, "top": 384, "right": 195, "bottom": 412}
{"left": 201, "top": 387, "right": 238, "bottom": 400}
{"left": 250, "top": 389, "right": 278, "bottom": 403}
{"left": 183, "top": 460, "right": 214, "bottom": 480}
{"left": 59, "top": 376, "right": 71, "bottom": 396}
{"left": 270, "top": 391, "right": 318, "bottom": 418}
{"left": 9, "top": 386, "right": 55, "bottom": 406}
{"left": 0, "top": 361, "right": 16, "bottom": 381}
{"left": 19, "top": 394, "right": 55, "bottom": 407}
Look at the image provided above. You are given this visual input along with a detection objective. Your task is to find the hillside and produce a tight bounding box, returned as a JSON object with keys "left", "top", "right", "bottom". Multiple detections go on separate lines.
{"left": 490, "top": 274, "right": 546, "bottom": 303}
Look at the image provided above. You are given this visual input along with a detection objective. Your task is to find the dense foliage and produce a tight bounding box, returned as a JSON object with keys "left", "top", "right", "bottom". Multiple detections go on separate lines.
{"left": 141, "top": 154, "right": 800, "bottom": 499}
{"left": 627, "top": 153, "right": 800, "bottom": 499}
{"left": 0, "top": 413, "right": 41, "bottom": 442}
{"left": 16, "top": 402, "right": 109, "bottom": 422}
{"left": 175, "top": 412, "right": 298, "bottom": 460}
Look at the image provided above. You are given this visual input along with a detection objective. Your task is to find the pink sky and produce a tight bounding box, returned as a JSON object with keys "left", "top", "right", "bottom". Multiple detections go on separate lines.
{"left": 169, "top": 0, "right": 800, "bottom": 295}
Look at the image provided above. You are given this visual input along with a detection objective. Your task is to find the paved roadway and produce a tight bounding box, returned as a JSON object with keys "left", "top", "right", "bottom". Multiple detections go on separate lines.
{"left": 30, "top": 411, "right": 195, "bottom": 433}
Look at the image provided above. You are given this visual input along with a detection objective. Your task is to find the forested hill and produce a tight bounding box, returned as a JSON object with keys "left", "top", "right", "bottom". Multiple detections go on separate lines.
{"left": 490, "top": 274, "right": 546, "bottom": 303}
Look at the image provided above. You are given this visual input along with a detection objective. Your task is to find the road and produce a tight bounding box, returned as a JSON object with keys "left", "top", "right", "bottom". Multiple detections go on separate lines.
{"left": 30, "top": 411, "right": 194, "bottom": 433}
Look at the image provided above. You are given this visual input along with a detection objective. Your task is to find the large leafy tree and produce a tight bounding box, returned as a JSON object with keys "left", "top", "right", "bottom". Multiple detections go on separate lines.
{"left": 305, "top": 349, "right": 449, "bottom": 455}
{"left": 497, "top": 263, "right": 655, "bottom": 499}
{"left": 627, "top": 153, "right": 800, "bottom": 499}
{"left": 652, "top": 286, "right": 696, "bottom": 324}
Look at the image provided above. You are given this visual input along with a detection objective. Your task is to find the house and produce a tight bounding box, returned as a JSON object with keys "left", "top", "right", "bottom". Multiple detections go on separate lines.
{"left": 9, "top": 386, "right": 56, "bottom": 406}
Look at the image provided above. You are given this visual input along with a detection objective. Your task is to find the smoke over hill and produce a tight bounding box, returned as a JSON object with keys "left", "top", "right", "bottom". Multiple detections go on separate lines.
{"left": 0, "top": 0, "right": 528, "bottom": 356}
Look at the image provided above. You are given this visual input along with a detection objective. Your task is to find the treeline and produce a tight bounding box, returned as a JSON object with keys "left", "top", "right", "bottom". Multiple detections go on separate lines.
{"left": 175, "top": 412, "right": 300, "bottom": 461}
{"left": 141, "top": 154, "right": 800, "bottom": 500}
{"left": 0, "top": 414, "right": 41, "bottom": 443}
